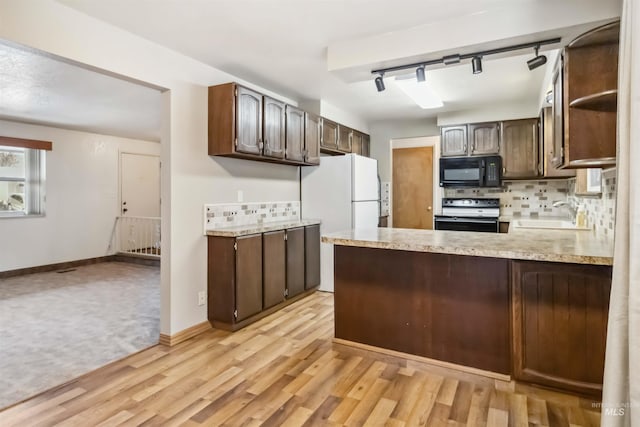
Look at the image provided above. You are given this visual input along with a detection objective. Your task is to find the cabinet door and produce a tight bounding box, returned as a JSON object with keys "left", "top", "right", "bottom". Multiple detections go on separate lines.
{"left": 468, "top": 122, "right": 500, "bottom": 155}
{"left": 338, "top": 125, "right": 352, "bottom": 153}
{"left": 500, "top": 119, "right": 540, "bottom": 179}
{"left": 263, "top": 230, "right": 286, "bottom": 309}
{"left": 286, "top": 227, "right": 305, "bottom": 298}
{"left": 263, "top": 96, "right": 286, "bottom": 159}
{"left": 440, "top": 125, "right": 468, "bottom": 157}
{"left": 542, "top": 107, "right": 575, "bottom": 178}
{"left": 512, "top": 261, "right": 612, "bottom": 395}
{"left": 304, "top": 225, "right": 320, "bottom": 289}
{"left": 551, "top": 54, "right": 565, "bottom": 168}
{"left": 304, "top": 113, "right": 321, "bottom": 165}
{"left": 351, "top": 132, "right": 363, "bottom": 155}
{"left": 235, "top": 234, "right": 263, "bottom": 321}
{"left": 361, "top": 134, "right": 370, "bottom": 157}
{"left": 321, "top": 119, "right": 338, "bottom": 151}
{"left": 285, "top": 105, "right": 305, "bottom": 162}
{"left": 235, "top": 86, "right": 263, "bottom": 155}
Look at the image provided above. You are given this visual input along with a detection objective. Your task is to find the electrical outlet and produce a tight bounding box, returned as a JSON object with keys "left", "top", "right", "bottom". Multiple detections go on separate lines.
{"left": 237, "top": 190, "right": 243, "bottom": 202}
{"left": 198, "top": 291, "right": 206, "bottom": 306}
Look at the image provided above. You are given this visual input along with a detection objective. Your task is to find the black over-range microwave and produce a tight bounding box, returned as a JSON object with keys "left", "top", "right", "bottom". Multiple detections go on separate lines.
{"left": 439, "top": 155, "right": 502, "bottom": 188}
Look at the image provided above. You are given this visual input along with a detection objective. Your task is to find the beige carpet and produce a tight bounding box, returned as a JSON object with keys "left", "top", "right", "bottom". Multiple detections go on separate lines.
{"left": 0, "top": 261, "right": 160, "bottom": 409}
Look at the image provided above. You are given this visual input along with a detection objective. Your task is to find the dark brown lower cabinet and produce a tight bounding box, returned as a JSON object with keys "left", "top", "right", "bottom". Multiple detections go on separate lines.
{"left": 304, "top": 225, "right": 321, "bottom": 289}
{"left": 334, "top": 246, "right": 511, "bottom": 374}
{"left": 208, "top": 224, "right": 320, "bottom": 331}
{"left": 233, "top": 234, "right": 263, "bottom": 321}
{"left": 263, "top": 231, "right": 285, "bottom": 309}
{"left": 512, "top": 261, "right": 612, "bottom": 396}
{"left": 286, "top": 227, "right": 305, "bottom": 298}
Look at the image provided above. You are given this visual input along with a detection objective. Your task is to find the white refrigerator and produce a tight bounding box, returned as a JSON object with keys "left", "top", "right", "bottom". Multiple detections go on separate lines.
{"left": 301, "top": 154, "right": 380, "bottom": 292}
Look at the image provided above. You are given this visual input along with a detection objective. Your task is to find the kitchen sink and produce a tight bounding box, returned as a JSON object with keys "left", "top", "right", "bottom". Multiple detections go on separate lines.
{"left": 511, "top": 219, "right": 591, "bottom": 231}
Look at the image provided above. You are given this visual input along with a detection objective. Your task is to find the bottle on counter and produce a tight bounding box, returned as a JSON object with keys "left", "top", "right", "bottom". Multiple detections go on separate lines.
{"left": 576, "top": 205, "right": 587, "bottom": 228}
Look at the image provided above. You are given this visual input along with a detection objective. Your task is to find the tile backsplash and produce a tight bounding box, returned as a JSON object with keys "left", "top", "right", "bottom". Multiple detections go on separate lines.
{"left": 568, "top": 168, "right": 617, "bottom": 237}
{"left": 444, "top": 180, "right": 570, "bottom": 218}
{"left": 204, "top": 201, "right": 300, "bottom": 231}
{"left": 443, "top": 168, "right": 617, "bottom": 237}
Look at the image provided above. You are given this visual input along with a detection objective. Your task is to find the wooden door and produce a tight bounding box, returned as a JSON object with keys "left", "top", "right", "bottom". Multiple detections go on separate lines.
{"left": 263, "top": 230, "right": 286, "bottom": 309}
{"left": 361, "top": 135, "right": 370, "bottom": 157}
{"left": 500, "top": 119, "right": 540, "bottom": 179}
{"left": 468, "top": 122, "right": 500, "bottom": 155}
{"left": 286, "top": 227, "right": 305, "bottom": 298}
{"left": 351, "top": 132, "right": 363, "bottom": 155}
{"left": 235, "top": 234, "right": 263, "bottom": 321}
{"left": 512, "top": 261, "right": 612, "bottom": 395}
{"left": 285, "top": 105, "right": 305, "bottom": 162}
{"left": 263, "top": 97, "right": 285, "bottom": 159}
{"left": 337, "top": 125, "right": 352, "bottom": 153}
{"left": 392, "top": 146, "right": 433, "bottom": 229}
{"left": 304, "top": 225, "right": 320, "bottom": 289}
{"left": 321, "top": 119, "right": 338, "bottom": 151}
{"left": 304, "top": 112, "right": 321, "bottom": 165}
{"left": 440, "top": 125, "right": 468, "bottom": 156}
{"left": 551, "top": 55, "right": 565, "bottom": 168}
{"left": 235, "top": 86, "right": 263, "bottom": 155}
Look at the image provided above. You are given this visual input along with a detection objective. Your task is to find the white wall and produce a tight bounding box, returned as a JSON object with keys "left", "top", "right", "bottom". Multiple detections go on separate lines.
{"left": 369, "top": 118, "right": 439, "bottom": 182}
{"left": 0, "top": 0, "right": 301, "bottom": 335}
{"left": 0, "top": 119, "right": 160, "bottom": 271}
{"left": 436, "top": 101, "right": 539, "bottom": 127}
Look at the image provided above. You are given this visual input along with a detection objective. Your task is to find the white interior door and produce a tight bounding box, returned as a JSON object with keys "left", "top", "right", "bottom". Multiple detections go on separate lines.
{"left": 120, "top": 153, "right": 160, "bottom": 217}
{"left": 119, "top": 153, "right": 160, "bottom": 252}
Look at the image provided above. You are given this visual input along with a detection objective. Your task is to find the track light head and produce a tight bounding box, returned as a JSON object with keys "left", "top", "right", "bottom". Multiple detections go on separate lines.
{"left": 472, "top": 56, "right": 483, "bottom": 74}
{"left": 374, "top": 74, "right": 385, "bottom": 92}
{"left": 527, "top": 46, "right": 547, "bottom": 70}
{"left": 416, "top": 66, "right": 426, "bottom": 82}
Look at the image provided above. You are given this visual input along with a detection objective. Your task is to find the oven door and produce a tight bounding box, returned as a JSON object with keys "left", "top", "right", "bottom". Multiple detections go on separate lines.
{"left": 439, "top": 157, "right": 483, "bottom": 187}
{"left": 434, "top": 216, "right": 499, "bottom": 233}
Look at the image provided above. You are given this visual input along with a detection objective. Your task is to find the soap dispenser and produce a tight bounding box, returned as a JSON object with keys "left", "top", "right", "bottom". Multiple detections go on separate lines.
{"left": 576, "top": 205, "right": 587, "bottom": 228}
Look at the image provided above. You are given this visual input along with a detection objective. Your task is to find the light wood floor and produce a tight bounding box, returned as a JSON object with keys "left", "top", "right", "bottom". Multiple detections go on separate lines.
{"left": 0, "top": 292, "right": 602, "bottom": 426}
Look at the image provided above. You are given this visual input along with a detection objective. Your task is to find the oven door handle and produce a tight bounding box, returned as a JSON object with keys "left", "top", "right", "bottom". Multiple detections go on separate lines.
{"left": 435, "top": 217, "right": 497, "bottom": 224}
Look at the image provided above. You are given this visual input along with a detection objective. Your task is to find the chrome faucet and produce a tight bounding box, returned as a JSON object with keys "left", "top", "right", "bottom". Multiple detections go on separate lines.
{"left": 552, "top": 200, "right": 577, "bottom": 221}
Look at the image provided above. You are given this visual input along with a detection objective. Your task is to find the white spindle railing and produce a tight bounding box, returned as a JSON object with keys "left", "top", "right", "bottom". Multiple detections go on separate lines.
{"left": 113, "top": 216, "right": 161, "bottom": 258}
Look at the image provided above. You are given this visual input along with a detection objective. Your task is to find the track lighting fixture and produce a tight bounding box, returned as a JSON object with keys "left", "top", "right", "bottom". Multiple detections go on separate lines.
{"left": 370, "top": 37, "right": 560, "bottom": 87}
{"left": 527, "top": 46, "right": 547, "bottom": 70}
{"left": 374, "top": 73, "right": 385, "bottom": 92}
{"left": 472, "top": 56, "right": 483, "bottom": 74}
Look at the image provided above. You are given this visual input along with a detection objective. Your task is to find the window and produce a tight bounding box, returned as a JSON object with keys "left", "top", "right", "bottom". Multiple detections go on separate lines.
{"left": 0, "top": 145, "right": 45, "bottom": 216}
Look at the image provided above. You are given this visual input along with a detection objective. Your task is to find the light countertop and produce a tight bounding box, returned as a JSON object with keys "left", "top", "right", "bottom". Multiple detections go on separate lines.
{"left": 321, "top": 227, "right": 613, "bottom": 266}
{"left": 206, "top": 219, "right": 321, "bottom": 237}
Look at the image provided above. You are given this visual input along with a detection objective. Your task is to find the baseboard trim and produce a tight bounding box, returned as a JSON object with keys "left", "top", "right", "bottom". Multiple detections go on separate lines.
{"left": 0, "top": 255, "right": 160, "bottom": 278}
{"left": 332, "top": 338, "right": 512, "bottom": 382}
{"left": 159, "top": 321, "right": 212, "bottom": 347}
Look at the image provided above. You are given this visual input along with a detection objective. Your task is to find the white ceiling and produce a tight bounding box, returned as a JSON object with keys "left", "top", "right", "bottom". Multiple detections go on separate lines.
{"left": 0, "top": 41, "right": 162, "bottom": 141}
{"left": 0, "top": 1, "right": 620, "bottom": 140}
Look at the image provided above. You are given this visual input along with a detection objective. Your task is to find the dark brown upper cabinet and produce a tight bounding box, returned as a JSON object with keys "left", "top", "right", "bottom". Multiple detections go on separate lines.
{"left": 263, "top": 96, "right": 286, "bottom": 159}
{"left": 285, "top": 105, "right": 305, "bottom": 162}
{"left": 468, "top": 122, "right": 500, "bottom": 156}
{"left": 337, "top": 125, "right": 352, "bottom": 153}
{"left": 351, "top": 131, "right": 363, "bottom": 155}
{"left": 558, "top": 21, "right": 619, "bottom": 168}
{"left": 321, "top": 118, "right": 339, "bottom": 152}
{"left": 551, "top": 54, "right": 565, "bottom": 169}
{"left": 500, "top": 119, "right": 540, "bottom": 179}
{"left": 362, "top": 134, "right": 370, "bottom": 157}
{"left": 304, "top": 112, "right": 321, "bottom": 165}
{"left": 541, "top": 107, "right": 575, "bottom": 178}
{"left": 440, "top": 125, "right": 468, "bottom": 157}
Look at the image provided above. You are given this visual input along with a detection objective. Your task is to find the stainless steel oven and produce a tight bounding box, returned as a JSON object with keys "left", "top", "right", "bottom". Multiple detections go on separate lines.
{"left": 434, "top": 198, "right": 500, "bottom": 233}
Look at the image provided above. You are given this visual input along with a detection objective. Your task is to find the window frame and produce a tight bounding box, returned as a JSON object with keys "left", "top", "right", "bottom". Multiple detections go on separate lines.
{"left": 0, "top": 145, "right": 46, "bottom": 218}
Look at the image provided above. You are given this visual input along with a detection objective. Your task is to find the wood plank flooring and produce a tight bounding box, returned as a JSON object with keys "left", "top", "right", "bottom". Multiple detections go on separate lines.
{"left": 0, "top": 292, "right": 602, "bottom": 426}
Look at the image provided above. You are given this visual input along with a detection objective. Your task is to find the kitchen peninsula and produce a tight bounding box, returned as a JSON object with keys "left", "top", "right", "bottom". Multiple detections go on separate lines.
{"left": 322, "top": 228, "right": 613, "bottom": 396}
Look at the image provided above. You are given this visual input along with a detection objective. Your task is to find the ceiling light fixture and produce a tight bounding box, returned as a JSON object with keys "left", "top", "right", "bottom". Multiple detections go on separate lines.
{"left": 416, "top": 66, "right": 426, "bottom": 82}
{"left": 472, "top": 56, "right": 483, "bottom": 74}
{"left": 370, "top": 37, "right": 560, "bottom": 87}
{"left": 527, "top": 46, "right": 548, "bottom": 70}
{"left": 374, "top": 73, "right": 385, "bottom": 92}
{"left": 394, "top": 76, "right": 443, "bottom": 109}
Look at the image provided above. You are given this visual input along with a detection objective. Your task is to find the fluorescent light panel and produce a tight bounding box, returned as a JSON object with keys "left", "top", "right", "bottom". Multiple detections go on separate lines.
{"left": 394, "top": 76, "right": 443, "bottom": 109}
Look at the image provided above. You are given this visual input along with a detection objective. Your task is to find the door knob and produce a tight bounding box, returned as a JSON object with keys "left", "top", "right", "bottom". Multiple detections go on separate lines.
{"left": 427, "top": 206, "right": 432, "bottom": 211}
{"left": 123, "top": 208, "right": 128, "bottom": 214}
